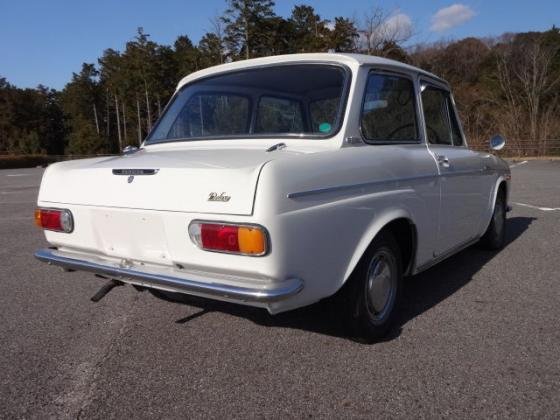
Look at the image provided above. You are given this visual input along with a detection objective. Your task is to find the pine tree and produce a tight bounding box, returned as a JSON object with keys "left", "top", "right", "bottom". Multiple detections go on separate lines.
{"left": 222, "top": 0, "right": 276, "bottom": 60}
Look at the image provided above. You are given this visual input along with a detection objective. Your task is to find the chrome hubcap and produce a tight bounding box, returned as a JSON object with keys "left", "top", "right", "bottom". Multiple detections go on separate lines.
{"left": 366, "top": 251, "right": 396, "bottom": 324}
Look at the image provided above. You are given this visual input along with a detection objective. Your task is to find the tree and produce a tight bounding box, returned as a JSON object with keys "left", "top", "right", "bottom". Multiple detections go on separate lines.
{"left": 288, "top": 5, "right": 329, "bottom": 52}
{"left": 326, "top": 17, "right": 358, "bottom": 52}
{"left": 222, "top": 0, "right": 276, "bottom": 60}
{"left": 66, "top": 115, "right": 104, "bottom": 155}
{"left": 174, "top": 35, "right": 200, "bottom": 76}
{"left": 199, "top": 33, "right": 225, "bottom": 68}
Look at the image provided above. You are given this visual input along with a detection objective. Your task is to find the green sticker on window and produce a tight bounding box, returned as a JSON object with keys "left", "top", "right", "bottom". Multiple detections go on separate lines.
{"left": 318, "top": 122, "right": 331, "bottom": 133}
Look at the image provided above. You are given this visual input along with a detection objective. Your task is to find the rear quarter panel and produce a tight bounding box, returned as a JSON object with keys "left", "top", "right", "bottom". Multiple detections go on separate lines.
{"left": 256, "top": 145, "right": 439, "bottom": 312}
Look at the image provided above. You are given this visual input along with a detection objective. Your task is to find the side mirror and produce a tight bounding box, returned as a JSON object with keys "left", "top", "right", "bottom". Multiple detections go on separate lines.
{"left": 490, "top": 135, "right": 506, "bottom": 151}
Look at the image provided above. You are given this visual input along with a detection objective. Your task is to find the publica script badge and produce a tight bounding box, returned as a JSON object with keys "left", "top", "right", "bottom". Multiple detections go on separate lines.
{"left": 208, "top": 192, "right": 231, "bottom": 202}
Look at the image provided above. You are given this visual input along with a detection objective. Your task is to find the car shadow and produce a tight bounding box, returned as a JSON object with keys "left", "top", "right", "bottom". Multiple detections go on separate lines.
{"left": 164, "top": 216, "right": 535, "bottom": 342}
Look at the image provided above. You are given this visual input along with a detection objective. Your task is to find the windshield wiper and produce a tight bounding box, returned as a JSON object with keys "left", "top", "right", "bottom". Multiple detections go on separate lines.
{"left": 266, "top": 142, "right": 287, "bottom": 152}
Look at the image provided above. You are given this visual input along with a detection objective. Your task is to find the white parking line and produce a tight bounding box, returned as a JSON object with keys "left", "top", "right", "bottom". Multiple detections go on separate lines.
{"left": 510, "top": 160, "right": 528, "bottom": 168}
{"left": 513, "top": 202, "right": 560, "bottom": 212}
{"left": 5, "top": 174, "right": 31, "bottom": 177}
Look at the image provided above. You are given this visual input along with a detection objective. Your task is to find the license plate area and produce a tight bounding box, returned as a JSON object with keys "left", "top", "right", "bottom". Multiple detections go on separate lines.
{"left": 91, "top": 209, "right": 171, "bottom": 264}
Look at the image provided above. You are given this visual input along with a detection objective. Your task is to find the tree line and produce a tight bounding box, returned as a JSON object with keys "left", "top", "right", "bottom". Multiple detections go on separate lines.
{"left": 0, "top": 0, "right": 559, "bottom": 157}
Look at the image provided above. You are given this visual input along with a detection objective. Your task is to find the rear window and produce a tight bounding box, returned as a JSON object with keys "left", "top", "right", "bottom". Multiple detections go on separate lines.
{"left": 167, "top": 93, "right": 250, "bottom": 139}
{"left": 256, "top": 96, "right": 304, "bottom": 134}
{"left": 146, "top": 64, "right": 349, "bottom": 143}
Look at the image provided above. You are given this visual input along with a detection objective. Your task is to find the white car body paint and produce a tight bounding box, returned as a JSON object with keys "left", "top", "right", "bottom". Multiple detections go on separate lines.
{"left": 35, "top": 53, "right": 511, "bottom": 314}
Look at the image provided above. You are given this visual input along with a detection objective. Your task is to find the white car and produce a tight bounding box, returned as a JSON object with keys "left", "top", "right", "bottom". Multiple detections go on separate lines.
{"left": 34, "top": 53, "right": 510, "bottom": 341}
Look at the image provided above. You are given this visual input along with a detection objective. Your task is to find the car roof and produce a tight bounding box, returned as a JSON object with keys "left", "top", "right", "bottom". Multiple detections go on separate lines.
{"left": 176, "top": 53, "right": 447, "bottom": 90}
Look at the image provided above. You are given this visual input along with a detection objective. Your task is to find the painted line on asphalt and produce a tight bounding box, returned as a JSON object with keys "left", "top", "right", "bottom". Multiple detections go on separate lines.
{"left": 6, "top": 173, "right": 31, "bottom": 177}
{"left": 509, "top": 160, "right": 528, "bottom": 168}
{"left": 513, "top": 202, "right": 560, "bottom": 212}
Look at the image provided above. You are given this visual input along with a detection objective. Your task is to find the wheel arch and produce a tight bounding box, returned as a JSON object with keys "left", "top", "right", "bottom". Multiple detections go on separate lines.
{"left": 481, "top": 176, "right": 509, "bottom": 235}
{"left": 342, "top": 210, "right": 418, "bottom": 284}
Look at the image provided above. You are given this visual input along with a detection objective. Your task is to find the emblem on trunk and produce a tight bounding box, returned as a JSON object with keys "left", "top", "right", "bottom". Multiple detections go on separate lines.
{"left": 112, "top": 169, "right": 159, "bottom": 175}
{"left": 127, "top": 176, "right": 134, "bottom": 183}
{"left": 208, "top": 192, "right": 231, "bottom": 202}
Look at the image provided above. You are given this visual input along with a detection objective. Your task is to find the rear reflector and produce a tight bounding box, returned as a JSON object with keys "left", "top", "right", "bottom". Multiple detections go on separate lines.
{"left": 34, "top": 208, "right": 74, "bottom": 233}
{"left": 189, "top": 221, "right": 267, "bottom": 256}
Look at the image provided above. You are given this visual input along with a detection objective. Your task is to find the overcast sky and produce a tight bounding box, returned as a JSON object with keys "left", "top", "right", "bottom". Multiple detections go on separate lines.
{"left": 1, "top": 0, "right": 558, "bottom": 89}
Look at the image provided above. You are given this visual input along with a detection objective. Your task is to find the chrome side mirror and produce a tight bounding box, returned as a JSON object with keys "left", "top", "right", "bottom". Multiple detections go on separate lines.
{"left": 490, "top": 135, "right": 506, "bottom": 151}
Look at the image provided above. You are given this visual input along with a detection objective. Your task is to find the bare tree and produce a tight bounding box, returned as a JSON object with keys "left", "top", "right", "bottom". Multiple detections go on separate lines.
{"left": 209, "top": 14, "right": 225, "bottom": 64}
{"left": 495, "top": 37, "right": 560, "bottom": 155}
{"left": 358, "top": 6, "right": 413, "bottom": 56}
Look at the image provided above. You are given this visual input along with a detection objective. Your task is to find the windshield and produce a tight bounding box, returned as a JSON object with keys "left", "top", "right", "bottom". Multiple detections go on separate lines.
{"left": 146, "top": 64, "right": 349, "bottom": 144}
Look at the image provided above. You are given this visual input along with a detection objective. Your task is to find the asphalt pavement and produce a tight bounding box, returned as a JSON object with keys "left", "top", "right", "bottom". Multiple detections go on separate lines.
{"left": 0, "top": 160, "right": 559, "bottom": 418}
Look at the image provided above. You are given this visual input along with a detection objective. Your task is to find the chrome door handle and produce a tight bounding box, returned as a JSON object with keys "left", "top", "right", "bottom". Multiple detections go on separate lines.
{"left": 437, "top": 155, "right": 450, "bottom": 168}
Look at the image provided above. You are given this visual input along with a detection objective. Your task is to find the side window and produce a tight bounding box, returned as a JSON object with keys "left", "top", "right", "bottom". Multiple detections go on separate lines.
{"left": 360, "top": 73, "right": 418, "bottom": 142}
{"left": 448, "top": 100, "right": 464, "bottom": 146}
{"left": 421, "top": 88, "right": 451, "bottom": 145}
{"left": 421, "top": 86, "right": 464, "bottom": 146}
{"left": 255, "top": 96, "right": 304, "bottom": 134}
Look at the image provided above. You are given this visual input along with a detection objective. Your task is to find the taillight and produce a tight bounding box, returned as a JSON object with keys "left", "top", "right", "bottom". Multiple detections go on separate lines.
{"left": 34, "top": 208, "right": 74, "bottom": 233}
{"left": 188, "top": 221, "right": 268, "bottom": 256}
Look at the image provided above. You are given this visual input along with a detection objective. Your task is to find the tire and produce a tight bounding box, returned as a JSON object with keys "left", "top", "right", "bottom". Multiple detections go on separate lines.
{"left": 480, "top": 190, "right": 506, "bottom": 250}
{"left": 339, "top": 231, "right": 403, "bottom": 342}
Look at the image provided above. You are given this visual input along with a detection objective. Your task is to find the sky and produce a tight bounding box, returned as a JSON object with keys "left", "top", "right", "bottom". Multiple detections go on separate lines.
{"left": 1, "top": 0, "right": 558, "bottom": 90}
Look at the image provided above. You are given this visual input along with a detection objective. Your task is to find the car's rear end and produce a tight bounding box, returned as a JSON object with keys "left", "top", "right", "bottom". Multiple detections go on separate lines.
{"left": 34, "top": 55, "right": 354, "bottom": 314}
{"left": 34, "top": 148, "right": 306, "bottom": 312}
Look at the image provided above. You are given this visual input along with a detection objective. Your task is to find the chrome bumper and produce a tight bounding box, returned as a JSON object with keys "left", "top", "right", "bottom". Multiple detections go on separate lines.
{"left": 34, "top": 248, "right": 303, "bottom": 304}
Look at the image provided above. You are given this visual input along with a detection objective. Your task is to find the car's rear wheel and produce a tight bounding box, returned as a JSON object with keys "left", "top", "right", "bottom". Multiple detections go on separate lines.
{"left": 340, "top": 231, "right": 403, "bottom": 342}
{"left": 480, "top": 190, "right": 506, "bottom": 250}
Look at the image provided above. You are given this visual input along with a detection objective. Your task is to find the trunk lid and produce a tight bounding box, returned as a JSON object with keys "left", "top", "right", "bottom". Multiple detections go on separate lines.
{"left": 39, "top": 148, "right": 278, "bottom": 215}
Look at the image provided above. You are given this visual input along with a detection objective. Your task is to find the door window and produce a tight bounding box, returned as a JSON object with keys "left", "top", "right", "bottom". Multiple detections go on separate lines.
{"left": 360, "top": 73, "right": 418, "bottom": 142}
{"left": 421, "top": 86, "right": 464, "bottom": 146}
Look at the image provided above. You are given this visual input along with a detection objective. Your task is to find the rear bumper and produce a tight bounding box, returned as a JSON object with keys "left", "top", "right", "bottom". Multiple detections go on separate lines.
{"left": 34, "top": 248, "right": 304, "bottom": 304}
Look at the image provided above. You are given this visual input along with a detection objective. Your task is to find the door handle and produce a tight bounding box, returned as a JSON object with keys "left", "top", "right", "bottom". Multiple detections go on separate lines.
{"left": 437, "top": 155, "right": 450, "bottom": 168}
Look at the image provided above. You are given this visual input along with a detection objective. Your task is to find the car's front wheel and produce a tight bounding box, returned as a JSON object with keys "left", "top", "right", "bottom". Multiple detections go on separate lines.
{"left": 340, "top": 231, "right": 403, "bottom": 342}
{"left": 480, "top": 190, "right": 506, "bottom": 250}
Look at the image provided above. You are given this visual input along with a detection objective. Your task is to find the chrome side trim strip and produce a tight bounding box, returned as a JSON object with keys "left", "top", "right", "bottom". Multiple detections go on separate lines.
{"left": 287, "top": 174, "right": 437, "bottom": 199}
{"left": 287, "top": 168, "right": 495, "bottom": 199}
{"left": 34, "top": 249, "right": 303, "bottom": 303}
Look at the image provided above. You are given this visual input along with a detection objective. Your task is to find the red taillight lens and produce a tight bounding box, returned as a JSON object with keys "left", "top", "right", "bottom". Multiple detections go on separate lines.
{"left": 188, "top": 221, "right": 268, "bottom": 256}
{"left": 34, "top": 208, "right": 74, "bottom": 233}
{"left": 201, "top": 224, "right": 239, "bottom": 252}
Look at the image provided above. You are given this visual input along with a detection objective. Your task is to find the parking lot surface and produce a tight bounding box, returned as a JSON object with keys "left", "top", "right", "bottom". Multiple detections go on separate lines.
{"left": 1, "top": 160, "right": 559, "bottom": 418}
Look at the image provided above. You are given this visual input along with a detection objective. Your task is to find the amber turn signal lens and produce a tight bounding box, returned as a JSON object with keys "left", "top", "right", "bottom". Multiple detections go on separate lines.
{"left": 238, "top": 226, "right": 266, "bottom": 255}
{"left": 34, "top": 208, "right": 42, "bottom": 228}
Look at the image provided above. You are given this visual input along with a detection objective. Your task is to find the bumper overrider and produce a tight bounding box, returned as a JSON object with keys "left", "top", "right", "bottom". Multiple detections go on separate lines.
{"left": 34, "top": 248, "right": 304, "bottom": 305}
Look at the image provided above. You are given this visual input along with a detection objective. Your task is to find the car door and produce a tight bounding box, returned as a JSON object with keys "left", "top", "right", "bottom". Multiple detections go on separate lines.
{"left": 356, "top": 70, "right": 440, "bottom": 268}
{"left": 420, "top": 81, "right": 488, "bottom": 256}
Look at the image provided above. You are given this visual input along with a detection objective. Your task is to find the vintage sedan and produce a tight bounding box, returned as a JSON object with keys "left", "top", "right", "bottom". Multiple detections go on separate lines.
{"left": 34, "top": 53, "right": 510, "bottom": 341}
